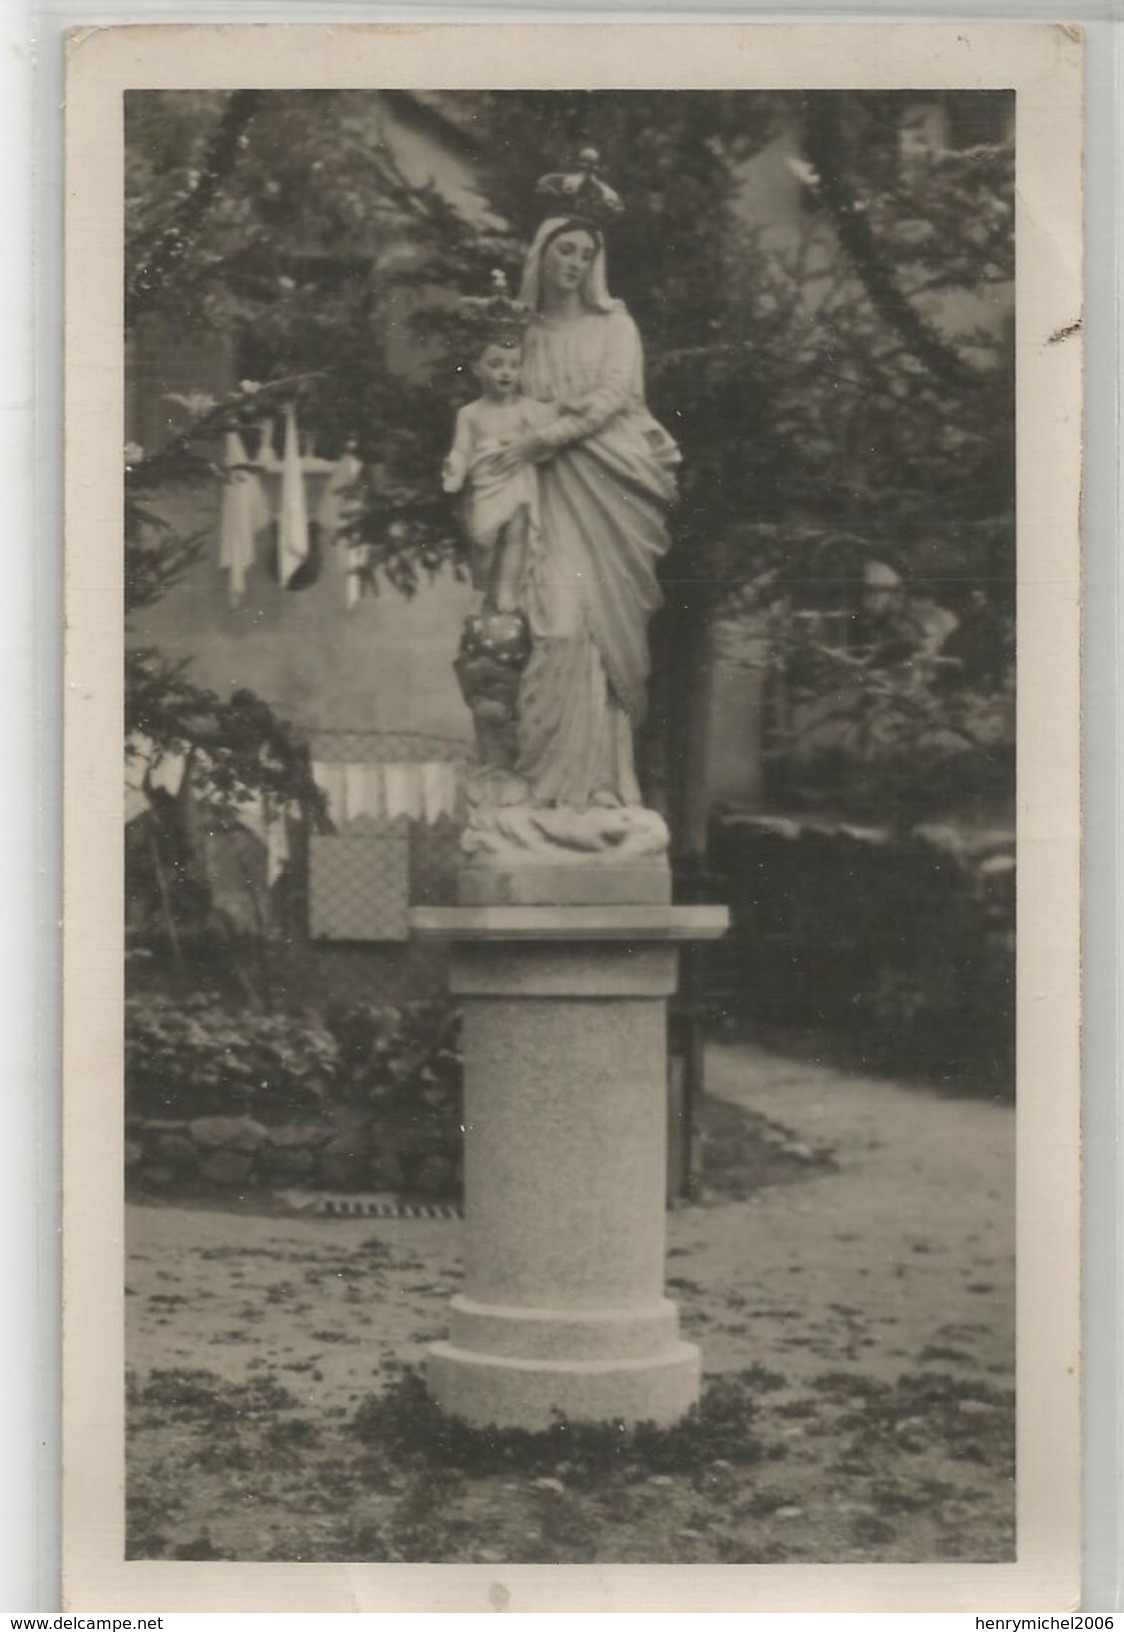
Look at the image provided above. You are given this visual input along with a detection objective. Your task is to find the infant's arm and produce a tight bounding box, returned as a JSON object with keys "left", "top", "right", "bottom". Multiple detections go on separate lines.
{"left": 442, "top": 403, "right": 478, "bottom": 493}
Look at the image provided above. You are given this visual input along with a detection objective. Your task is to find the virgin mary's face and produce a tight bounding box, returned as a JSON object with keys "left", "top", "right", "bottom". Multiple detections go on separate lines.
{"left": 540, "top": 229, "right": 598, "bottom": 297}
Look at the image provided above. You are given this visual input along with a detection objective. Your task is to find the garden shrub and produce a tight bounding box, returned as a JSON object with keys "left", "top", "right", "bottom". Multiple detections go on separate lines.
{"left": 125, "top": 992, "right": 464, "bottom": 1147}
{"left": 330, "top": 1000, "right": 463, "bottom": 1148}
{"left": 709, "top": 811, "right": 1014, "bottom": 1091}
{"left": 125, "top": 993, "right": 339, "bottom": 1120}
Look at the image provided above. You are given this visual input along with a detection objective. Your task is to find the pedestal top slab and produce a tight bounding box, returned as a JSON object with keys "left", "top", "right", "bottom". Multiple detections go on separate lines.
{"left": 409, "top": 904, "right": 729, "bottom": 942}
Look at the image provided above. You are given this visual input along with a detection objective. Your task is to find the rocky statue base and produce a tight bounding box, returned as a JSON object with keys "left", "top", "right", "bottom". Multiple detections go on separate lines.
{"left": 412, "top": 902, "right": 728, "bottom": 1430}
{"left": 459, "top": 805, "right": 672, "bottom": 906}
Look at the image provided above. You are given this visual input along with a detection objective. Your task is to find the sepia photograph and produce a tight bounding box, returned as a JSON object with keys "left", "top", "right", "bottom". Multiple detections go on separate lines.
{"left": 63, "top": 22, "right": 1083, "bottom": 1612}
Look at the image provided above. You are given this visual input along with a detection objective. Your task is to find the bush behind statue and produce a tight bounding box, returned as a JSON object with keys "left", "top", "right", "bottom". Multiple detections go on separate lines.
{"left": 124, "top": 992, "right": 463, "bottom": 1132}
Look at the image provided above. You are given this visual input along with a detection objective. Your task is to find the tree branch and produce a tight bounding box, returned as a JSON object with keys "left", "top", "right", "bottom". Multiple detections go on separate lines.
{"left": 127, "top": 90, "right": 264, "bottom": 329}
{"left": 802, "top": 95, "right": 984, "bottom": 390}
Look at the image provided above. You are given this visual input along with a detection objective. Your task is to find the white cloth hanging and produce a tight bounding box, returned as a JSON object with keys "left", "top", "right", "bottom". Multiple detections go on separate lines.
{"left": 126, "top": 734, "right": 158, "bottom": 819}
{"left": 219, "top": 431, "right": 268, "bottom": 606}
{"left": 382, "top": 762, "right": 421, "bottom": 822}
{"left": 315, "top": 452, "right": 367, "bottom": 609}
{"left": 342, "top": 761, "right": 367, "bottom": 825}
{"left": 420, "top": 760, "right": 458, "bottom": 823}
{"left": 343, "top": 761, "right": 386, "bottom": 826}
{"left": 277, "top": 404, "right": 310, "bottom": 588}
{"left": 265, "top": 804, "right": 291, "bottom": 886}
{"left": 125, "top": 750, "right": 149, "bottom": 824}
{"left": 346, "top": 541, "right": 373, "bottom": 610}
{"left": 147, "top": 752, "right": 187, "bottom": 797}
{"left": 312, "top": 758, "right": 460, "bottom": 826}
{"left": 312, "top": 761, "right": 347, "bottom": 820}
{"left": 256, "top": 416, "right": 281, "bottom": 470}
{"left": 361, "top": 763, "right": 386, "bottom": 822}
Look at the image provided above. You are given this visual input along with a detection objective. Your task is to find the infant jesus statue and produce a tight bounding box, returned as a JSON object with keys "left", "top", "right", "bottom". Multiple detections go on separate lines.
{"left": 442, "top": 274, "right": 579, "bottom": 613}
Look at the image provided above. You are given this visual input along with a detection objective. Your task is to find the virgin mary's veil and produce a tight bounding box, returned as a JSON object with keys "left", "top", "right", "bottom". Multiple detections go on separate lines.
{"left": 517, "top": 216, "right": 623, "bottom": 314}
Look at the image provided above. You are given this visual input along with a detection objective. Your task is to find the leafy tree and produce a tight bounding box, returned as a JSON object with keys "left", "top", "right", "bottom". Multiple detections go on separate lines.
{"left": 715, "top": 93, "right": 1015, "bottom": 825}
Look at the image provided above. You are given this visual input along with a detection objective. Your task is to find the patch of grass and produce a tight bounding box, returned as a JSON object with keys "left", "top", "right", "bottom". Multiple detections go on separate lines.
{"left": 197, "top": 1246, "right": 282, "bottom": 1261}
{"left": 715, "top": 1537, "right": 773, "bottom": 1563}
{"left": 195, "top": 1430, "right": 256, "bottom": 1474}
{"left": 384, "top": 1468, "right": 470, "bottom": 1561}
{"left": 125, "top": 1481, "right": 185, "bottom": 1559}
{"left": 132, "top": 1367, "right": 302, "bottom": 1423}
{"left": 316, "top": 1518, "right": 396, "bottom": 1563}
{"left": 835, "top": 1371, "right": 1014, "bottom": 1471}
{"left": 853, "top": 1513, "right": 898, "bottom": 1546}
{"left": 775, "top": 1399, "right": 820, "bottom": 1419}
{"left": 813, "top": 1371, "right": 890, "bottom": 1399}
{"left": 124, "top": 1354, "right": 1016, "bottom": 1565}
{"left": 171, "top": 1531, "right": 233, "bottom": 1560}
{"left": 538, "top": 1488, "right": 602, "bottom": 1554}
{"left": 737, "top": 1363, "right": 788, "bottom": 1393}
{"left": 351, "top": 1368, "right": 766, "bottom": 1490}
{"left": 919, "top": 1344, "right": 976, "bottom": 1364}
{"left": 733, "top": 1488, "right": 799, "bottom": 1520}
{"left": 267, "top": 1417, "right": 322, "bottom": 1450}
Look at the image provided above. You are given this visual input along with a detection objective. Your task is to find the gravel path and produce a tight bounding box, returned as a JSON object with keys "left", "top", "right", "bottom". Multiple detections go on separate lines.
{"left": 683, "top": 1044, "right": 1014, "bottom": 1384}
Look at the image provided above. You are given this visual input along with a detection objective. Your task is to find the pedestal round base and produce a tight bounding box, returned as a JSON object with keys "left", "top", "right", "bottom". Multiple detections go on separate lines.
{"left": 412, "top": 903, "right": 728, "bottom": 1434}
{"left": 428, "top": 1338, "right": 701, "bottom": 1431}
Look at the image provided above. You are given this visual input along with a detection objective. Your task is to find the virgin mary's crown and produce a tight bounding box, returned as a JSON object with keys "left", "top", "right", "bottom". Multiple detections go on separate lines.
{"left": 534, "top": 148, "right": 625, "bottom": 227}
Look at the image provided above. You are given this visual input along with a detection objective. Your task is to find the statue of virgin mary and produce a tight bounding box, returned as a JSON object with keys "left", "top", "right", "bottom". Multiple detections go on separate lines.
{"left": 457, "top": 153, "right": 681, "bottom": 883}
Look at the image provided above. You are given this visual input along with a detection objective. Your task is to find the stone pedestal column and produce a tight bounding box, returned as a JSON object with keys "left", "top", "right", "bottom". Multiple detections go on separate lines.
{"left": 410, "top": 904, "right": 728, "bottom": 1431}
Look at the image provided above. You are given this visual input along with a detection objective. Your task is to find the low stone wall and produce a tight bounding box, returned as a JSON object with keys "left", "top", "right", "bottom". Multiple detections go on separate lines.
{"left": 124, "top": 1107, "right": 463, "bottom": 1198}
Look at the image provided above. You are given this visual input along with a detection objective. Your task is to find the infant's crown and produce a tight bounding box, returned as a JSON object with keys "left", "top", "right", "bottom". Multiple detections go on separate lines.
{"left": 452, "top": 269, "right": 535, "bottom": 354}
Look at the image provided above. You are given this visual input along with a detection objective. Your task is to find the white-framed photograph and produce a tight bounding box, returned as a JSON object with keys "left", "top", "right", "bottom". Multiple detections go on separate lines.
{"left": 64, "top": 21, "right": 1083, "bottom": 1611}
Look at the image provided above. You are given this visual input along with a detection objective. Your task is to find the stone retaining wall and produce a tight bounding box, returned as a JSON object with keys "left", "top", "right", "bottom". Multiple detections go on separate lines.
{"left": 124, "top": 1107, "right": 463, "bottom": 1198}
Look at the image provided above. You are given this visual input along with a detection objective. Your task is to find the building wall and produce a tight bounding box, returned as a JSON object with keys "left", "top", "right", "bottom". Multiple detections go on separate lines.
{"left": 132, "top": 484, "right": 474, "bottom": 742}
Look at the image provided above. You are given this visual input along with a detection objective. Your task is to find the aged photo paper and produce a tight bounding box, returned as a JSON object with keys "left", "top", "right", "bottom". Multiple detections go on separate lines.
{"left": 64, "top": 20, "right": 1083, "bottom": 1612}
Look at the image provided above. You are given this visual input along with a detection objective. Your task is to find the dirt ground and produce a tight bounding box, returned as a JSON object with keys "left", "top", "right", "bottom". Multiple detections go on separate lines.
{"left": 126, "top": 1041, "right": 1015, "bottom": 1564}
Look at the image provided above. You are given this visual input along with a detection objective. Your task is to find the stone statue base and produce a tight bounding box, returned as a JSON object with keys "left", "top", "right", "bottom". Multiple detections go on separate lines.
{"left": 460, "top": 799, "right": 671, "bottom": 905}
{"left": 411, "top": 904, "right": 729, "bottom": 1430}
{"left": 460, "top": 861, "right": 670, "bottom": 906}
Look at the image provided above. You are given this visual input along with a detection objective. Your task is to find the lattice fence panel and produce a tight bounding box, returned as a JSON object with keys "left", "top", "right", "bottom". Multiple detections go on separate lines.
{"left": 309, "top": 823, "right": 410, "bottom": 941}
{"left": 282, "top": 725, "right": 474, "bottom": 993}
